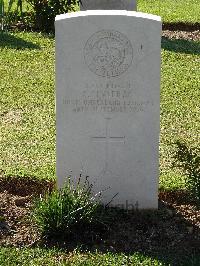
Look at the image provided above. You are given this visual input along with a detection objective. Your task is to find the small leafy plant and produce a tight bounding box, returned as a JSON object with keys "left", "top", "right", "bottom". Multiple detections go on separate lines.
{"left": 32, "top": 175, "right": 104, "bottom": 239}
{"left": 26, "top": 0, "right": 79, "bottom": 32}
{"left": 0, "top": 0, "right": 23, "bottom": 31}
{"left": 0, "top": 0, "right": 4, "bottom": 30}
{"left": 173, "top": 141, "right": 200, "bottom": 204}
{"left": 0, "top": 0, "right": 80, "bottom": 32}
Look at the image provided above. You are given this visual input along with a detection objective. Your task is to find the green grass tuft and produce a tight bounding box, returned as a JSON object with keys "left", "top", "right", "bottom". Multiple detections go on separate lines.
{"left": 32, "top": 176, "right": 104, "bottom": 238}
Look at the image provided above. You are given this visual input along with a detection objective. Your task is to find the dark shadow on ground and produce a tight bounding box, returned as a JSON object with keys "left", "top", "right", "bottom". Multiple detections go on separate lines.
{"left": 1, "top": 176, "right": 200, "bottom": 266}
{"left": 40, "top": 190, "right": 200, "bottom": 266}
{"left": 162, "top": 36, "right": 200, "bottom": 55}
{"left": 163, "top": 22, "right": 200, "bottom": 31}
{"left": 0, "top": 32, "right": 40, "bottom": 50}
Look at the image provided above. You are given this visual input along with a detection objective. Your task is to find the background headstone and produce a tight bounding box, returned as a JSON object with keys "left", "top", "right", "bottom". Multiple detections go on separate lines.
{"left": 80, "top": 0, "right": 137, "bottom": 11}
{"left": 56, "top": 11, "right": 161, "bottom": 209}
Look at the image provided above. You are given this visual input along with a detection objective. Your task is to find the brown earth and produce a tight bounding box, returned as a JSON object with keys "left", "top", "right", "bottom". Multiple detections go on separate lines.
{"left": 0, "top": 176, "right": 199, "bottom": 262}
{"left": 0, "top": 177, "right": 55, "bottom": 247}
{"left": 162, "top": 29, "right": 200, "bottom": 41}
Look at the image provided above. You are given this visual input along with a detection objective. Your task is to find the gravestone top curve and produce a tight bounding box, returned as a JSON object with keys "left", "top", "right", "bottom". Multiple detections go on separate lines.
{"left": 56, "top": 10, "right": 161, "bottom": 21}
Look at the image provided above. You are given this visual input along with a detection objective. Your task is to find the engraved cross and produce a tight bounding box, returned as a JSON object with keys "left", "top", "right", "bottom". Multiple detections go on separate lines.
{"left": 91, "top": 117, "right": 125, "bottom": 174}
{"left": 91, "top": 117, "right": 125, "bottom": 144}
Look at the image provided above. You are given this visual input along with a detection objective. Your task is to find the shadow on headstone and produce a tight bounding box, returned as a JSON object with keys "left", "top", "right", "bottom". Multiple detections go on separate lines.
{"left": 0, "top": 32, "right": 40, "bottom": 50}
{"left": 162, "top": 37, "right": 200, "bottom": 55}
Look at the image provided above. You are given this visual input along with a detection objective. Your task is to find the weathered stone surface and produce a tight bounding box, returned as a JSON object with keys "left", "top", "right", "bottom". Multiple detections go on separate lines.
{"left": 55, "top": 11, "right": 161, "bottom": 209}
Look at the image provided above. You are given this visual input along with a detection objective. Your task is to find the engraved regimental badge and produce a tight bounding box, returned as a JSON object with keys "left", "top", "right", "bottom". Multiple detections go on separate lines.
{"left": 84, "top": 30, "right": 133, "bottom": 78}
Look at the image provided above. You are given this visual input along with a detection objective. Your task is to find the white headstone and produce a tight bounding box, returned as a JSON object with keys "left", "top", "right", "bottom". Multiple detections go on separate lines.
{"left": 80, "top": 0, "right": 137, "bottom": 11}
{"left": 56, "top": 11, "right": 161, "bottom": 209}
